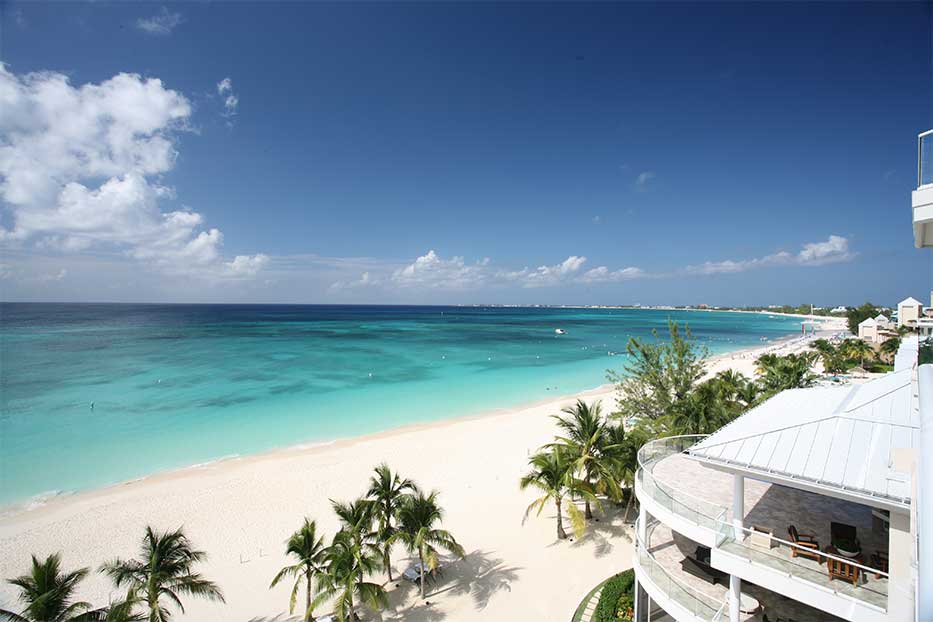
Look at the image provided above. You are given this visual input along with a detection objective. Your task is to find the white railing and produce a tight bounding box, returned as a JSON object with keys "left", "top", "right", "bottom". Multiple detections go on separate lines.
{"left": 636, "top": 435, "right": 729, "bottom": 532}
{"left": 717, "top": 522, "right": 889, "bottom": 607}
{"left": 635, "top": 517, "right": 728, "bottom": 621}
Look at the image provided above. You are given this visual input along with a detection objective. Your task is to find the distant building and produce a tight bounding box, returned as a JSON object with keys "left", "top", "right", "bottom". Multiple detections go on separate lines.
{"left": 897, "top": 296, "right": 924, "bottom": 328}
{"left": 830, "top": 305, "right": 847, "bottom": 314}
{"left": 858, "top": 316, "right": 880, "bottom": 342}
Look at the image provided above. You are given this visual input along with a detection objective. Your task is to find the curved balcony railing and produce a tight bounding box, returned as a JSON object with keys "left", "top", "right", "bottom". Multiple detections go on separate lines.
{"left": 636, "top": 435, "right": 728, "bottom": 532}
{"left": 634, "top": 517, "right": 728, "bottom": 622}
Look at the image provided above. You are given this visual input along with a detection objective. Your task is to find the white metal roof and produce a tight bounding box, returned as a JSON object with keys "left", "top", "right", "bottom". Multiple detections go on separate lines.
{"left": 859, "top": 317, "right": 877, "bottom": 326}
{"left": 899, "top": 296, "right": 923, "bottom": 306}
{"left": 688, "top": 369, "right": 918, "bottom": 507}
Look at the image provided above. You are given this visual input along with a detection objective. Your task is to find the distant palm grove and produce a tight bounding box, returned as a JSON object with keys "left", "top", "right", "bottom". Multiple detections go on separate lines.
{"left": 1, "top": 464, "right": 461, "bottom": 622}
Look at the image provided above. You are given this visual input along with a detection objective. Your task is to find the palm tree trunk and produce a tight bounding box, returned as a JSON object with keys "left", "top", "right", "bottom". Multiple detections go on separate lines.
{"left": 584, "top": 498, "right": 593, "bottom": 520}
{"left": 418, "top": 548, "right": 426, "bottom": 598}
{"left": 556, "top": 497, "right": 567, "bottom": 539}
{"left": 385, "top": 547, "right": 393, "bottom": 582}
{"left": 306, "top": 572, "right": 313, "bottom": 621}
{"left": 622, "top": 486, "right": 635, "bottom": 524}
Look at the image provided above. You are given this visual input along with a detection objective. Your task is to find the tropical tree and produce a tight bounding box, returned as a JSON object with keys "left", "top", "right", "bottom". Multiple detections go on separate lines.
{"left": 311, "top": 531, "right": 386, "bottom": 622}
{"left": 519, "top": 447, "right": 591, "bottom": 540}
{"left": 549, "top": 400, "right": 621, "bottom": 520}
{"left": 880, "top": 336, "right": 902, "bottom": 362}
{"left": 671, "top": 380, "right": 732, "bottom": 435}
{"left": 366, "top": 464, "right": 417, "bottom": 582}
{"left": 0, "top": 554, "right": 107, "bottom": 622}
{"left": 755, "top": 352, "right": 818, "bottom": 397}
{"left": 101, "top": 526, "right": 224, "bottom": 622}
{"left": 810, "top": 339, "right": 836, "bottom": 357}
{"left": 391, "top": 491, "right": 465, "bottom": 599}
{"left": 841, "top": 338, "right": 874, "bottom": 368}
{"left": 809, "top": 340, "right": 848, "bottom": 375}
{"left": 607, "top": 320, "right": 709, "bottom": 421}
{"left": 270, "top": 518, "right": 328, "bottom": 622}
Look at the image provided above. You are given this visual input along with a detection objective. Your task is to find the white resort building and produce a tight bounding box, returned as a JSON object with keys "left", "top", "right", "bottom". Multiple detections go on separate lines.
{"left": 627, "top": 130, "right": 933, "bottom": 622}
{"left": 631, "top": 346, "right": 921, "bottom": 622}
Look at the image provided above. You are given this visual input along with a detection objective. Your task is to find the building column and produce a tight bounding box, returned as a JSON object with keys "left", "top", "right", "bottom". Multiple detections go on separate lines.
{"left": 733, "top": 473, "right": 745, "bottom": 536}
{"left": 729, "top": 574, "right": 742, "bottom": 622}
{"left": 729, "top": 474, "right": 744, "bottom": 622}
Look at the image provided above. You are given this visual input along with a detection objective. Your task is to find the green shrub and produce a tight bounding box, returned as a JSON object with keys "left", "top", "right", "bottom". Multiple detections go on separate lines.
{"left": 594, "top": 570, "right": 635, "bottom": 622}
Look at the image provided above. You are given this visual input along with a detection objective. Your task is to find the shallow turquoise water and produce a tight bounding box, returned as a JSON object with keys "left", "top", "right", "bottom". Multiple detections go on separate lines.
{"left": 0, "top": 304, "right": 801, "bottom": 505}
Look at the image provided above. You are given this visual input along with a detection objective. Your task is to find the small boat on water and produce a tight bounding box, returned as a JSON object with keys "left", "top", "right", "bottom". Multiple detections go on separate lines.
{"left": 554, "top": 328, "right": 566, "bottom": 335}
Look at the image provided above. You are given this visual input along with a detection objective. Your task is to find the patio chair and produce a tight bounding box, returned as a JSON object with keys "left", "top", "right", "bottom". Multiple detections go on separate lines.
{"left": 870, "top": 551, "right": 889, "bottom": 579}
{"left": 787, "top": 525, "right": 821, "bottom": 562}
{"left": 826, "top": 552, "right": 860, "bottom": 586}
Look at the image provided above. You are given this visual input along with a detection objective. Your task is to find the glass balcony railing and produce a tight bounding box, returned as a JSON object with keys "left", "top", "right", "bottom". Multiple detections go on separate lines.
{"left": 636, "top": 435, "right": 729, "bottom": 531}
{"left": 716, "top": 523, "right": 889, "bottom": 611}
{"left": 919, "top": 130, "right": 933, "bottom": 188}
{"left": 635, "top": 517, "right": 728, "bottom": 621}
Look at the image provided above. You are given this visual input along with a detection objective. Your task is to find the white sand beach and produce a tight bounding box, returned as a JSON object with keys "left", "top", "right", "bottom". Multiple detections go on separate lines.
{"left": 0, "top": 318, "right": 846, "bottom": 621}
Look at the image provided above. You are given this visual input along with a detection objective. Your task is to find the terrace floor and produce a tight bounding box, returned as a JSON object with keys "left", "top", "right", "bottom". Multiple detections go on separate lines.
{"left": 650, "top": 453, "right": 889, "bottom": 611}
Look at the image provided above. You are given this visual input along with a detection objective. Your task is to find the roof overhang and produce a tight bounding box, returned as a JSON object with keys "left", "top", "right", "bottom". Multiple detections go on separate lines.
{"left": 687, "top": 453, "right": 911, "bottom": 514}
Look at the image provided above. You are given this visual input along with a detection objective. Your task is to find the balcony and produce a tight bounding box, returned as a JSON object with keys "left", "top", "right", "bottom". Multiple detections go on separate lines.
{"left": 636, "top": 437, "right": 890, "bottom": 619}
{"left": 913, "top": 129, "right": 933, "bottom": 248}
{"left": 637, "top": 517, "right": 847, "bottom": 622}
{"left": 636, "top": 436, "right": 727, "bottom": 547}
{"left": 634, "top": 516, "right": 728, "bottom": 622}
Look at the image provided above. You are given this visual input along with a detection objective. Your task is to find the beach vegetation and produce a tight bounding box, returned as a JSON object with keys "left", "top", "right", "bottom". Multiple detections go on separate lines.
{"left": 391, "top": 490, "right": 465, "bottom": 599}
{"left": 519, "top": 446, "right": 591, "bottom": 540}
{"left": 755, "top": 352, "right": 818, "bottom": 397}
{"left": 270, "top": 518, "right": 328, "bottom": 622}
{"left": 0, "top": 553, "right": 108, "bottom": 622}
{"left": 592, "top": 570, "right": 635, "bottom": 622}
{"left": 549, "top": 400, "right": 621, "bottom": 520}
{"left": 879, "top": 336, "right": 901, "bottom": 361}
{"left": 607, "top": 320, "right": 708, "bottom": 422}
{"left": 366, "top": 464, "right": 418, "bottom": 582}
{"left": 100, "top": 526, "right": 224, "bottom": 622}
{"left": 312, "top": 530, "right": 386, "bottom": 622}
{"left": 840, "top": 338, "right": 874, "bottom": 368}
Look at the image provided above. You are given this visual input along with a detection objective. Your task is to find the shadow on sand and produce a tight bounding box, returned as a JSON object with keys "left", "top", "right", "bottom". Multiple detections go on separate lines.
{"left": 377, "top": 549, "right": 521, "bottom": 621}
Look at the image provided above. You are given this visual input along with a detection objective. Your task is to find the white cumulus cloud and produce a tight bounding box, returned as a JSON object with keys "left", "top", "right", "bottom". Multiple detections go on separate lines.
{"left": 0, "top": 65, "right": 266, "bottom": 279}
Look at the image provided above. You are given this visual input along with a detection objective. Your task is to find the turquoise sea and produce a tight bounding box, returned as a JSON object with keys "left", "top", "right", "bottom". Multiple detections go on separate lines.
{"left": 0, "top": 304, "right": 801, "bottom": 506}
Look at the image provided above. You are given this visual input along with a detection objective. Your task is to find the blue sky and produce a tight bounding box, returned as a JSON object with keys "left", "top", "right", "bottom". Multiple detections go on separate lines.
{"left": 0, "top": 1, "right": 931, "bottom": 306}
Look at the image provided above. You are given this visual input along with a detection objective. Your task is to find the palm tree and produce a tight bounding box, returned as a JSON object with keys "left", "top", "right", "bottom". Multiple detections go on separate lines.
{"left": 549, "top": 400, "right": 620, "bottom": 520}
{"left": 672, "top": 380, "right": 730, "bottom": 435}
{"left": 841, "top": 338, "right": 874, "bottom": 368}
{"left": 810, "top": 339, "right": 836, "bottom": 356}
{"left": 312, "top": 531, "right": 386, "bottom": 622}
{"left": 756, "top": 352, "right": 818, "bottom": 397}
{"left": 366, "top": 464, "right": 417, "bottom": 582}
{"left": 392, "top": 491, "right": 465, "bottom": 599}
{"left": 1, "top": 554, "right": 105, "bottom": 622}
{"left": 880, "top": 336, "right": 902, "bottom": 362}
{"left": 101, "top": 526, "right": 224, "bottom": 622}
{"left": 270, "top": 518, "right": 328, "bottom": 621}
{"left": 519, "top": 446, "right": 591, "bottom": 540}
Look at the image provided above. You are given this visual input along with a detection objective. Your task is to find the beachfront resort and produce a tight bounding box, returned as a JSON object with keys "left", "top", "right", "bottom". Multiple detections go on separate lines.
{"left": 1, "top": 4, "right": 931, "bottom": 622}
